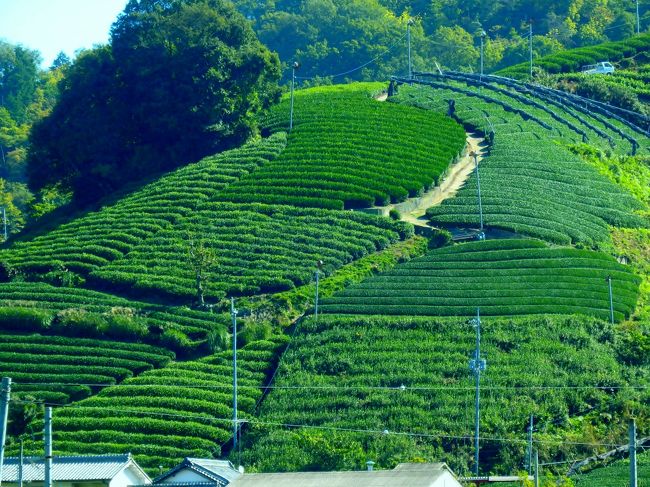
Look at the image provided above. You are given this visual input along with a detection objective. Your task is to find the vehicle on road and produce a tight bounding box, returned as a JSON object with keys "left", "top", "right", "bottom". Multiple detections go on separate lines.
{"left": 581, "top": 61, "right": 615, "bottom": 75}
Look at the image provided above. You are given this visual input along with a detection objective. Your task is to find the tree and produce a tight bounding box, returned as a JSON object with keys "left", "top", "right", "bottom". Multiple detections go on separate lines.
{"left": 0, "top": 42, "right": 40, "bottom": 124}
{"left": 186, "top": 232, "right": 218, "bottom": 308}
{"left": 27, "top": 0, "right": 281, "bottom": 204}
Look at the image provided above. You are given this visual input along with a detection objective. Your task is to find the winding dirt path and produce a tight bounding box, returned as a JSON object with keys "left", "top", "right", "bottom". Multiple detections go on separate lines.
{"left": 370, "top": 92, "right": 487, "bottom": 229}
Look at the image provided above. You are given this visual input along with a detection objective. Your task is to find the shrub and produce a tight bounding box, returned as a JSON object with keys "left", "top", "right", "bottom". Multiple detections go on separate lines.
{"left": 0, "top": 307, "right": 53, "bottom": 331}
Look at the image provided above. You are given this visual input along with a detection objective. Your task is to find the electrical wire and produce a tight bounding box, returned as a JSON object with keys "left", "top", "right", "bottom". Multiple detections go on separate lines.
{"left": 11, "top": 382, "right": 649, "bottom": 391}
{"left": 11, "top": 403, "right": 630, "bottom": 449}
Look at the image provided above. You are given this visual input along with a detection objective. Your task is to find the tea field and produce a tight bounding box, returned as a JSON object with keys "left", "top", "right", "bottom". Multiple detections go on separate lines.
{"left": 217, "top": 83, "right": 466, "bottom": 209}
{"left": 241, "top": 314, "right": 646, "bottom": 475}
{"left": 321, "top": 239, "right": 641, "bottom": 320}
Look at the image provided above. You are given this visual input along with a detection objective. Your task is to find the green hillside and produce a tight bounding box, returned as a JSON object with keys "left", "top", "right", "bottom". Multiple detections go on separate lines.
{"left": 497, "top": 33, "right": 650, "bottom": 78}
{"left": 241, "top": 314, "right": 645, "bottom": 475}
{"left": 321, "top": 239, "right": 641, "bottom": 320}
{"left": 218, "top": 84, "right": 466, "bottom": 209}
{"left": 1, "top": 78, "right": 648, "bottom": 481}
{"left": 574, "top": 450, "right": 650, "bottom": 486}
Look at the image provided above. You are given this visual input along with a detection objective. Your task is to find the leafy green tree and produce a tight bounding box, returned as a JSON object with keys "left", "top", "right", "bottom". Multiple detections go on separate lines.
{"left": 432, "top": 25, "right": 479, "bottom": 71}
{"left": 0, "top": 42, "right": 40, "bottom": 124}
{"left": 27, "top": 0, "right": 281, "bottom": 204}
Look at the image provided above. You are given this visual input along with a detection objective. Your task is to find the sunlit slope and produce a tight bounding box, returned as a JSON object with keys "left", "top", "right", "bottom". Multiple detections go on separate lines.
{"left": 217, "top": 83, "right": 466, "bottom": 209}
{"left": 321, "top": 239, "right": 640, "bottom": 320}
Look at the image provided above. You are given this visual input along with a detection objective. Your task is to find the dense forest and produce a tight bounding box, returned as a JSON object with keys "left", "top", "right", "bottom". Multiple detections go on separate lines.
{"left": 231, "top": 0, "right": 649, "bottom": 79}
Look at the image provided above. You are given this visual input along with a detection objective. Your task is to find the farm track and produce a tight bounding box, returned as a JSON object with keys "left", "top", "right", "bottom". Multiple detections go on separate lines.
{"left": 370, "top": 132, "right": 486, "bottom": 228}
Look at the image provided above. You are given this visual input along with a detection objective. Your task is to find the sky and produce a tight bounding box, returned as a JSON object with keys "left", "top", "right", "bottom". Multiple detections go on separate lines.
{"left": 0, "top": 0, "right": 129, "bottom": 68}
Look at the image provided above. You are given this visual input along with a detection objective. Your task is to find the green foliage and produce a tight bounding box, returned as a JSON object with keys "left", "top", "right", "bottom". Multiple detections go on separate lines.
{"left": 243, "top": 314, "right": 648, "bottom": 474}
{"left": 498, "top": 33, "right": 650, "bottom": 79}
{"left": 322, "top": 239, "right": 641, "bottom": 321}
{"left": 27, "top": 0, "right": 281, "bottom": 204}
{"left": 218, "top": 83, "right": 466, "bottom": 209}
{"left": 0, "top": 281, "right": 228, "bottom": 354}
{"left": 0, "top": 333, "right": 173, "bottom": 404}
{"left": 5, "top": 135, "right": 287, "bottom": 275}
{"left": 393, "top": 84, "right": 648, "bottom": 246}
{"left": 573, "top": 450, "right": 650, "bottom": 485}
{"left": 13, "top": 336, "right": 289, "bottom": 472}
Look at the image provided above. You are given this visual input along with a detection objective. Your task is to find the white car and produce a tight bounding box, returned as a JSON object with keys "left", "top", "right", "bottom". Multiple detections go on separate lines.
{"left": 581, "top": 62, "right": 615, "bottom": 75}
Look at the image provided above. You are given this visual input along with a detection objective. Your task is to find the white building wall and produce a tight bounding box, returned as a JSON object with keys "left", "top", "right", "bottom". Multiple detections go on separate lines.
{"left": 159, "top": 469, "right": 211, "bottom": 484}
{"left": 109, "top": 465, "right": 151, "bottom": 487}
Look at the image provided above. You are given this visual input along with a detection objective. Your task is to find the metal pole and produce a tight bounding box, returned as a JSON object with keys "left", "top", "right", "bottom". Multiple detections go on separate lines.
{"left": 480, "top": 30, "right": 485, "bottom": 81}
{"left": 607, "top": 276, "right": 615, "bottom": 324}
{"left": 18, "top": 439, "right": 23, "bottom": 487}
{"left": 527, "top": 415, "right": 534, "bottom": 474}
{"left": 474, "top": 153, "right": 484, "bottom": 234}
{"left": 534, "top": 450, "right": 539, "bottom": 487}
{"left": 314, "top": 269, "right": 320, "bottom": 320}
{"left": 289, "top": 66, "right": 296, "bottom": 132}
{"left": 0, "top": 377, "right": 11, "bottom": 486}
{"left": 2, "top": 208, "right": 6, "bottom": 241}
{"left": 469, "top": 309, "right": 485, "bottom": 476}
{"left": 630, "top": 419, "right": 637, "bottom": 487}
{"left": 44, "top": 407, "right": 52, "bottom": 487}
{"left": 637, "top": 0, "right": 641, "bottom": 35}
{"left": 231, "top": 298, "right": 238, "bottom": 455}
{"left": 529, "top": 22, "right": 533, "bottom": 78}
{"left": 407, "top": 20, "right": 412, "bottom": 79}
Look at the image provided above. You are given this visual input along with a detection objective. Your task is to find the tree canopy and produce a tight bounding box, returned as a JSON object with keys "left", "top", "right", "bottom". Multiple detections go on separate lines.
{"left": 27, "top": 0, "right": 281, "bottom": 204}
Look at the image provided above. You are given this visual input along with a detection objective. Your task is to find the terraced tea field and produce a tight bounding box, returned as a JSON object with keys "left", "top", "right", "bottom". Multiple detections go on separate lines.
{"left": 243, "top": 314, "right": 639, "bottom": 474}
{"left": 2, "top": 134, "right": 287, "bottom": 275}
{"left": 392, "top": 83, "right": 648, "bottom": 245}
{"left": 0, "top": 334, "right": 172, "bottom": 403}
{"left": 217, "top": 83, "right": 466, "bottom": 209}
{"left": 15, "top": 336, "right": 288, "bottom": 472}
{"left": 321, "top": 239, "right": 640, "bottom": 321}
{"left": 90, "top": 204, "right": 411, "bottom": 301}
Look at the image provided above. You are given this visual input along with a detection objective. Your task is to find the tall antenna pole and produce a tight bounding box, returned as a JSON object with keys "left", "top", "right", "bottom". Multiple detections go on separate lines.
{"left": 44, "top": 407, "right": 52, "bottom": 487}
{"left": 529, "top": 22, "right": 533, "bottom": 79}
{"left": 606, "top": 276, "right": 615, "bottom": 324}
{"left": 231, "top": 297, "right": 239, "bottom": 456}
{"left": 630, "top": 419, "right": 638, "bottom": 487}
{"left": 469, "top": 309, "right": 486, "bottom": 475}
{"left": 407, "top": 19, "right": 413, "bottom": 79}
{"left": 0, "top": 377, "right": 11, "bottom": 485}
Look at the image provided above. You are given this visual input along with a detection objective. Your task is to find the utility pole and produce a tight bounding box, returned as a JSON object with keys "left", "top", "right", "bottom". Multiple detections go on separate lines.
{"left": 534, "top": 450, "right": 539, "bottom": 487}
{"left": 473, "top": 152, "right": 484, "bottom": 239}
{"left": 630, "top": 419, "right": 637, "bottom": 487}
{"left": 44, "top": 407, "right": 52, "bottom": 487}
{"left": 469, "top": 309, "right": 486, "bottom": 475}
{"left": 2, "top": 207, "right": 7, "bottom": 242}
{"left": 637, "top": 0, "right": 641, "bottom": 35}
{"left": 476, "top": 30, "right": 480, "bottom": 81}
{"left": 529, "top": 22, "right": 533, "bottom": 79}
{"left": 407, "top": 19, "right": 414, "bottom": 79}
{"left": 289, "top": 61, "right": 300, "bottom": 132}
{"left": 315, "top": 260, "right": 323, "bottom": 321}
{"left": 0, "top": 377, "right": 11, "bottom": 486}
{"left": 606, "top": 276, "right": 615, "bottom": 324}
{"left": 230, "top": 297, "right": 238, "bottom": 455}
{"left": 19, "top": 438, "right": 23, "bottom": 487}
{"left": 526, "top": 415, "right": 534, "bottom": 474}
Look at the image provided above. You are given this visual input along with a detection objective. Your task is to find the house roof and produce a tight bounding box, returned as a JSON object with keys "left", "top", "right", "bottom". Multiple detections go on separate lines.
{"left": 155, "top": 458, "right": 241, "bottom": 485}
{"left": 1, "top": 453, "right": 151, "bottom": 484}
{"left": 227, "top": 463, "right": 459, "bottom": 487}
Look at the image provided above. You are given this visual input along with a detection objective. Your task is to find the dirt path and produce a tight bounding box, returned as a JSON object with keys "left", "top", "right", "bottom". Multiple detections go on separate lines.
{"left": 370, "top": 92, "right": 487, "bottom": 229}
{"left": 371, "top": 133, "right": 487, "bottom": 228}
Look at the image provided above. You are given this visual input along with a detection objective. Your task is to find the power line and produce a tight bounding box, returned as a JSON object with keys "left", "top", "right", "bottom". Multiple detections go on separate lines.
{"left": 10, "top": 404, "right": 630, "bottom": 449}
{"left": 10, "top": 382, "right": 649, "bottom": 392}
